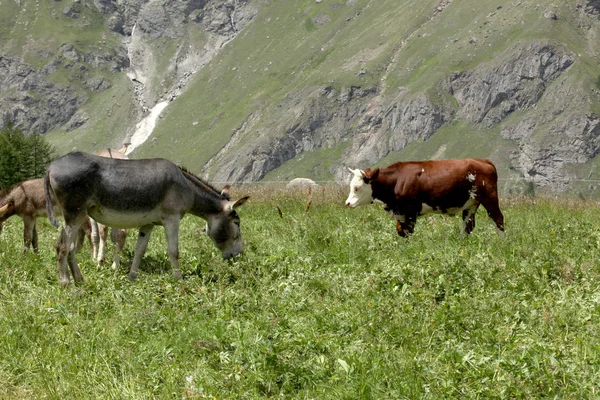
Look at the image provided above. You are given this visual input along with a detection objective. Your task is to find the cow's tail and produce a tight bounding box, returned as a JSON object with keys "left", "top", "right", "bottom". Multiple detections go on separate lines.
{"left": 44, "top": 169, "right": 60, "bottom": 228}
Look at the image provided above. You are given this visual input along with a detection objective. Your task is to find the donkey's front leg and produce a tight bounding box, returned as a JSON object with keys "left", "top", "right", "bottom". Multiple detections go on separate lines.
{"left": 97, "top": 223, "right": 109, "bottom": 265}
{"left": 89, "top": 218, "right": 100, "bottom": 260}
{"left": 164, "top": 218, "right": 182, "bottom": 280}
{"left": 129, "top": 224, "right": 154, "bottom": 281}
{"left": 110, "top": 228, "right": 127, "bottom": 271}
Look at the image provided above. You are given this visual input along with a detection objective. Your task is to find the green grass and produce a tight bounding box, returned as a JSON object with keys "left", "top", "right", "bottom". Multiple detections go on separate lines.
{"left": 1, "top": 188, "right": 600, "bottom": 398}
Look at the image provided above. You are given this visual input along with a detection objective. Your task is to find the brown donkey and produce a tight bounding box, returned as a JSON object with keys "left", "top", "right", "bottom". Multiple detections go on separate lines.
{"left": 0, "top": 178, "right": 92, "bottom": 252}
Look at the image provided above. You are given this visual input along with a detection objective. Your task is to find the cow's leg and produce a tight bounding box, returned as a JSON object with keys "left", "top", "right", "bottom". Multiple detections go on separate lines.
{"left": 163, "top": 218, "right": 182, "bottom": 280}
{"left": 22, "top": 215, "right": 36, "bottom": 253}
{"left": 110, "top": 228, "right": 127, "bottom": 270}
{"left": 395, "top": 214, "right": 416, "bottom": 237}
{"left": 461, "top": 204, "right": 479, "bottom": 235}
{"left": 128, "top": 224, "right": 154, "bottom": 281}
{"left": 97, "top": 223, "right": 109, "bottom": 265}
{"left": 395, "top": 220, "right": 408, "bottom": 237}
{"left": 481, "top": 194, "right": 505, "bottom": 233}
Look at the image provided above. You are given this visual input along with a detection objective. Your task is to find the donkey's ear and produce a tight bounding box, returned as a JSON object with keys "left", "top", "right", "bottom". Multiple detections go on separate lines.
{"left": 232, "top": 196, "right": 249, "bottom": 209}
{"left": 221, "top": 184, "right": 231, "bottom": 200}
{"left": 0, "top": 202, "right": 11, "bottom": 217}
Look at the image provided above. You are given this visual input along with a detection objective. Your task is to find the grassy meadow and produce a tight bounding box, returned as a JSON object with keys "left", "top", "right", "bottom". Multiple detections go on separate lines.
{"left": 1, "top": 186, "right": 600, "bottom": 398}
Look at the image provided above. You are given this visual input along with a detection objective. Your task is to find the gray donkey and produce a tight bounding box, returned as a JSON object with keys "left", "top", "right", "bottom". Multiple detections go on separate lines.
{"left": 44, "top": 151, "right": 249, "bottom": 286}
{"left": 90, "top": 146, "right": 129, "bottom": 270}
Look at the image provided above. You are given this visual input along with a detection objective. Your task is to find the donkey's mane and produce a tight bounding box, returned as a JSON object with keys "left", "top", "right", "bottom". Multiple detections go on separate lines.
{"left": 178, "top": 166, "right": 225, "bottom": 198}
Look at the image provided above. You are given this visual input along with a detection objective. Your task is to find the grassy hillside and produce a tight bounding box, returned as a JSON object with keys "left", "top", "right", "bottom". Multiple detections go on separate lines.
{"left": 3, "top": 0, "right": 599, "bottom": 192}
{"left": 1, "top": 190, "right": 600, "bottom": 397}
{"left": 128, "top": 0, "right": 598, "bottom": 187}
{"left": 136, "top": 0, "right": 441, "bottom": 165}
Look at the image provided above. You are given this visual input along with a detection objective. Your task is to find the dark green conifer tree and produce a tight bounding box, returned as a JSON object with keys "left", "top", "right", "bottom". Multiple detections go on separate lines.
{"left": 0, "top": 121, "right": 56, "bottom": 188}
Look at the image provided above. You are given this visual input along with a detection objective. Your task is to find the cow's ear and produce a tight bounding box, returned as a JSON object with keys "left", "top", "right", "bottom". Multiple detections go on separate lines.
{"left": 365, "top": 168, "right": 379, "bottom": 181}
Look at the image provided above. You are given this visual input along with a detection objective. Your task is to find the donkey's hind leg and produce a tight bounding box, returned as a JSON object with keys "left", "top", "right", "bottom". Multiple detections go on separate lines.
{"left": 67, "top": 228, "right": 84, "bottom": 284}
{"left": 56, "top": 228, "right": 71, "bottom": 287}
{"left": 32, "top": 220, "right": 39, "bottom": 253}
{"left": 56, "top": 220, "right": 85, "bottom": 287}
{"left": 22, "top": 215, "right": 36, "bottom": 253}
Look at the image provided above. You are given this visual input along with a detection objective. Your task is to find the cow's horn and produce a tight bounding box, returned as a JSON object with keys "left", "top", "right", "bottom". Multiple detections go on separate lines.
{"left": 348, "top": 167, "right": 365, "bottom": 177}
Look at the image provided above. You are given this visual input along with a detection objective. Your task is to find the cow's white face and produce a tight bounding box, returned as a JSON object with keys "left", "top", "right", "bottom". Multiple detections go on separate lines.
{"left": 345, "top": 168, "right": 373, "bottom": 207}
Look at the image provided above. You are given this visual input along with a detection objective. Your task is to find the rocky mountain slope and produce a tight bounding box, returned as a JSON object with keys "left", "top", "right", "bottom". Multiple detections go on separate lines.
{"left": 1, "top": 0, "right": 600, "bottom": 195}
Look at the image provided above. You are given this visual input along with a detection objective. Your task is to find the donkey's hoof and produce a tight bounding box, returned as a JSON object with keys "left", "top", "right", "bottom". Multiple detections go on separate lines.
{"left": 128, "top": 272, "right": 138, "bottom": 281}
{"left": 172, "top": 271, "right": 183, "bottom": 280}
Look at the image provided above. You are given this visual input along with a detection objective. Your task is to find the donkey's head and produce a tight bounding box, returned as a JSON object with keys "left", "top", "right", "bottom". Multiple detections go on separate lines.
{"left": 206, "top": 196, "right": 249, "bottom": 259}
{"left": 0, "top": 201, "right": 14, "bottom": 235}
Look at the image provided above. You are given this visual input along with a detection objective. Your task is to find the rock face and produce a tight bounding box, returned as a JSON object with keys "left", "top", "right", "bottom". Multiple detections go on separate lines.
{"left": 0, "top": 0, "right": 256, "bottom": 141}
{"left": 0, "top": 56, "right": 83, "bottom": 134}
{"left": 584, "top": 0, "right": 600, "bottom": 15}
{"left": 206, "top": 40, "right": 597, "bottom": 194}
{"left": 503, "top": 114, "right": 600, "bottom": 190}
{"left": 122, "top": 0, "right": 256, "bottom": 121}
{"left": 443, "top": 43, "right": 574, "bottom": 127}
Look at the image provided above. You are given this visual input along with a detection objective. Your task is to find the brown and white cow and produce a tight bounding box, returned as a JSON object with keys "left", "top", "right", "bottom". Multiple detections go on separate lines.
{"left": 345, "top": 158, "right": 505, "bottom": 236}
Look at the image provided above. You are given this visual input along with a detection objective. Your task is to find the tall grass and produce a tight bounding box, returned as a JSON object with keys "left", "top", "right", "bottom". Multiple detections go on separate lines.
{"left": 0, "top": 187, "right": 599, "bottom": 398}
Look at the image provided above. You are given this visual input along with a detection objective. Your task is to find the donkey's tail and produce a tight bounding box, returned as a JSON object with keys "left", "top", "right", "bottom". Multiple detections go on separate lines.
{"left": 44, "top": 169, "right": 59, "bottom": 228}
